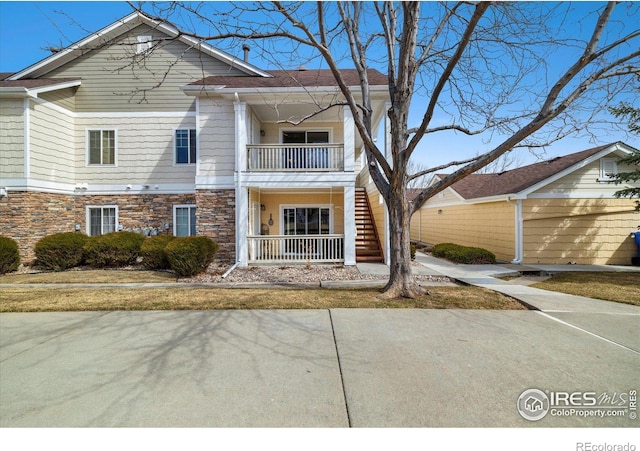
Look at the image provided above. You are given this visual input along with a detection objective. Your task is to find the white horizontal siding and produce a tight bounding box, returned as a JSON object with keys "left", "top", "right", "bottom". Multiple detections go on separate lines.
{"left": 199, "top": 98, "right": 236, "bottom": 178}
{"left": 533, "top": 158, "right": 638, "bottom": 196}
{"left": 29, "top": 100, "right": 75, "bottom": 183}
{"left": 0, "top": 99, "right": 24, "bottom": 177}
{"left": 39, "top": 87, "right": 76, "bottom": 111}
{"left": 75, "top": 114, "right": 196, "bottom": 185}
{"left": 45, "top": 24, "right": 246, "bottom": 112}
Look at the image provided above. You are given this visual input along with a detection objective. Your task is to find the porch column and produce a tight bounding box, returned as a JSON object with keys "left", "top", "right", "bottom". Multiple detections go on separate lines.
{"left": 343, "top": 107, "right": 355, "bottom": 173}
{"left": 235, "top": 101, "right": 248, "bottom": 266}
{"left": 344, "top": 185, "right": 356, "bottom": 265}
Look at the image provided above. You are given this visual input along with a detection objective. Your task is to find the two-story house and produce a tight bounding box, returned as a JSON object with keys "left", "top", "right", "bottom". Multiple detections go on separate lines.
{"left": 0, "top": 12, "right": 389, "bottom": 266}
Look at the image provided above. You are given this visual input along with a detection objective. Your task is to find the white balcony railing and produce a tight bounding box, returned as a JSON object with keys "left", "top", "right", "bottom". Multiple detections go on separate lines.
{"left": 247, "top": 144, "right": 344, "bottom": 172}
{"left": 247, "top": 234, "right": 344, "bottom": 263}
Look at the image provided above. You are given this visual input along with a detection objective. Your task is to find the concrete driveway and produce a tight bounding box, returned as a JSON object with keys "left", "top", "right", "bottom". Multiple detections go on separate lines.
{"left": 1, "top": 308, "right": 638, "bottom": 427}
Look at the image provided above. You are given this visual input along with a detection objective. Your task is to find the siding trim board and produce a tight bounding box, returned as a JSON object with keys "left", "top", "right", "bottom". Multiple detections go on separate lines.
{"left": 23, "top": 98, "right": 30, "bottom": 177}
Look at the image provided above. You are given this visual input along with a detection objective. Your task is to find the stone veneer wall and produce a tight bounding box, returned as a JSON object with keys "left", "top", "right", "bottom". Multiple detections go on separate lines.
{"left": 0, "top": 191, "right": 76, "bottom": 263}
{"left": 73, "top": 194, "right": 195, "bottom": 235}
{"left": 195, "top": 189, "right": 236, "bottom": 264}
{"left": 0, "top": 192, "right": 216, "bottom": 264}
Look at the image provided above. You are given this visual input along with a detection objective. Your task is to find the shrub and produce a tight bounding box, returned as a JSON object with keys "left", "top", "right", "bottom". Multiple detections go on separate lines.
{"left": 165, "top": 236, "right": 219, "bottom": 277}
{"left": 140, "top": 235, "right": 176, "bottom": 270}
{"left": 0, "top": 236, "right": 20, "bottom": 274}
{"left": 34, "top": 232, "right": 88, "bottom": 271}
{"left": 83, "top": 231, "right": 145, "bottom": 268}
{"left": 431, "top": 242, "right": 496, "bottom": 264}
{"left": 410, "top": 244, "right": 416, "bottom": 260}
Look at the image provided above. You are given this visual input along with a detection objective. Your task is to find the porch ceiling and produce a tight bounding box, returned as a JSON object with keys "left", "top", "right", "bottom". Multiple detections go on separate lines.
{"left": 251, "top": 103, "right": 343, "bottom": 124}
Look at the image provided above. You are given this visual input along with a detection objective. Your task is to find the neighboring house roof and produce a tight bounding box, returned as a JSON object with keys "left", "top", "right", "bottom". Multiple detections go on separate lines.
{"left": 6, "top": 11, "right": 270, "bottom": 80}
{"left": 188, "top": 68, "right": 388, "bottom": 89}
{"left": 432, "top": 141, "right": 636, "bottom": 201}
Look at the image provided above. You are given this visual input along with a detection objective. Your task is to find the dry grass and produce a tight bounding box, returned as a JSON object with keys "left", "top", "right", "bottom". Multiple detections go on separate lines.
{"left": 532, "top": 272, "right": 640, "bottom": 306}
{"left": 0, "top": 287, "right": 526, "bottom": 312}
{"left": 0, "top": 269, "right": 176, "bottom": 284}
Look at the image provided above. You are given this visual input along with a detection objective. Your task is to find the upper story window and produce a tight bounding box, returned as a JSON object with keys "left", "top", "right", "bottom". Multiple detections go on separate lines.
{"left": 282, "top": 130, "right": 329, "bottom": 144}
{"left": 136, "top": 35, "right": 153, "bottom": 54}
{"left": 175, "top": 129, "right": 196, "bottom": 164}
{"left": 88, "top": 130, "right": 116, "bottom": 165}
{"left": 600, "top": 158, "right": 618, "bottom": 181}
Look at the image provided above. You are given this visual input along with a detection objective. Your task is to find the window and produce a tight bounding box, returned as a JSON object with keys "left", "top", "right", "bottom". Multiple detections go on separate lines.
{"left": 88, "top": 130, "right": 116, "bottom": 165}
{"left": 87, "top": 206, "right": 117, "bottom": 236}
{"left": 281, "top": 130, "right": 330, "bottom": 169}
{"left": 175, "top": 129, "right": 196, "bottom": 164}
{"left": 283, "top": 207, "right": 331, "bottom": 235}
{"left": 174, "top": 205, "right": 196, "bottom": 237}
{"left": 136, "top": 35, "right": 153, "bottom": 54}
{"left": 600, "top": 158, "right": 618, "bottom": 181}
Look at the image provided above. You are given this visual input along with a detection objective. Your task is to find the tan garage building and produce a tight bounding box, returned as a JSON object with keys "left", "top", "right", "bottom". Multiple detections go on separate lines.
{"left": 410, "top": 142, "right": 639, "bottom": 265}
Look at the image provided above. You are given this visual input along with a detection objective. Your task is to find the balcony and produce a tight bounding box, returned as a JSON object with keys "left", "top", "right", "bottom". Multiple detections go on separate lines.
{"left": 247, "top": 234, "right": 345, "bottom": 264}
{"left": 247, "top": 144, "right": 345, "bottom": 172}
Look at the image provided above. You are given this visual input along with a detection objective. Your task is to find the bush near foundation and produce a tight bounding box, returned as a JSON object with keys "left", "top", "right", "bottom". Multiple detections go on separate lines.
{"left": 34, "top": 232, "right": 88, "bottom": 271}
{"left": 431, "top": 243, "right": 496, "bottom": 264}
{"left": 165, "top": 236, "right": 219, "bottom": 277}
{"left": 0, "top": 236, "right": 20, "bottom": 274}
{"left": 140, "top": 235, "right": 176, "bottom": 270}
{"left": 83, "top": 231, "right": 146, "bottom": 268}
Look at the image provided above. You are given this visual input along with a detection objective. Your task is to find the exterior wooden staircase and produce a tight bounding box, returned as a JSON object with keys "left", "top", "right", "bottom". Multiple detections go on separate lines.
{"left": 355, "top": 188, "right": 384, "bottom": 262}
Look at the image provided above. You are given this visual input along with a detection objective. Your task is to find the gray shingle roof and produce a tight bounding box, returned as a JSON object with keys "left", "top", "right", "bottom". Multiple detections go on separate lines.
{"left": 442, "top": 144, "right": 615, "bottom": 199}
{"left": 189, "top": 68, "right": 388, "bottom": 88}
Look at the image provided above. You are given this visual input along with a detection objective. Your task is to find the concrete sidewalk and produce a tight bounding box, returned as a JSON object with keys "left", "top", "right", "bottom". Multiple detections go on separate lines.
{"left": 1, "top": 309, "right": 638, "bottom": 427}
{"left": 414, "top": 253, "right": 640, "bottom": 314}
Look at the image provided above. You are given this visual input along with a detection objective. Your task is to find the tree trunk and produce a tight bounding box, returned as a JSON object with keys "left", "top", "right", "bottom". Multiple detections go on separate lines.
{"left": 379, "top": 190, "right": 427, "bottom": 299}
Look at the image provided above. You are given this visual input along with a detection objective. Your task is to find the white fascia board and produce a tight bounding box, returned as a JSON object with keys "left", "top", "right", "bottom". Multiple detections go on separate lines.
{"left": 0, "top": 87, "right": 29, "bottom": 98}
{"left": 27, "top": 80, "right": 82, "bottom": 96}
{"left": 180, "top": 85, "right": 227, "bottom": 96}
{"left": 518, "top": 142, "right": 632, "bottom": 198}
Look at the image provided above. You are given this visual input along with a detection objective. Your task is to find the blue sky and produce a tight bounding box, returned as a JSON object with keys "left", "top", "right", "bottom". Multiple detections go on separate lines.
{"left": 0, "top": 1, "right": 637, "bottom": 168}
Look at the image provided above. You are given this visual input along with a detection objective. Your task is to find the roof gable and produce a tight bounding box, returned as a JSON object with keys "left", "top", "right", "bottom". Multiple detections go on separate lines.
{"left": 444, "top": 142, "right": 636, "bottom": 200}
{"left": 7, "top": 11, "right": 270, "bottom": 80}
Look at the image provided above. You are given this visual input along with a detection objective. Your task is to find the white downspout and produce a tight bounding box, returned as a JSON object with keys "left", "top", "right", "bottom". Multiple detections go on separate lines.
{"left": 234, "top": 94, "right": 248, "bottom": 266}
{"left": 507, "top": 196, "right": 523, "bottom": 264}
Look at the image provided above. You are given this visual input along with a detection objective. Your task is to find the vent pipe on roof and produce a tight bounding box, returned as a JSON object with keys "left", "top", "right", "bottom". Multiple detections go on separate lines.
{"left": 242, "top": 44, "right": 250, "bottom": 62}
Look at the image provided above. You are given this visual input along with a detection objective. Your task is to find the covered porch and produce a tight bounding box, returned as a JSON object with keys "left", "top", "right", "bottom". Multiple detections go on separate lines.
{"left": 244, "top": 187, "right": 353, "bottom": 265}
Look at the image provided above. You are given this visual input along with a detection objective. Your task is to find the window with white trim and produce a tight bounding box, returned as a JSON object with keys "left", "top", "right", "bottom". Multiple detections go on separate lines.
{"left": 600, "top": 158, "right": 618, "bottom": 181}
{"left": 175, "top": 129, "right": 196, "bottom": 164}
{"left": 282, "top": 206, "right": 331, "bottom": 235}
{"left": 174, "top": 205, "right": 196, "bottom": 236}
{"left": 88, "top": 130, "right": 116, "bottom": 165}
{"left": 137, "top": 35, "right": 153, "bottom": 54}
{"left": 87, "top": 206, "right": 117, "bottom": 236}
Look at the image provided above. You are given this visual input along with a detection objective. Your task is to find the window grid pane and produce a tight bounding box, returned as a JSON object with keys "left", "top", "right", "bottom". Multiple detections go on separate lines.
{"left": 189, "top": 129, "right": 197, "bottom": 164}
{"left": 190, "top": 207, "right": 197, "bottom": 236}
{"left": 89, "top": 131, "right": 101, "bottom": 164}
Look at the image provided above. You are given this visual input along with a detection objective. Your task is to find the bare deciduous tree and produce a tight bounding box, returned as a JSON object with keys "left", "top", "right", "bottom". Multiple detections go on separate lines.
{"left": 133, "top": 1, "right": 639, "bottom": 298}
